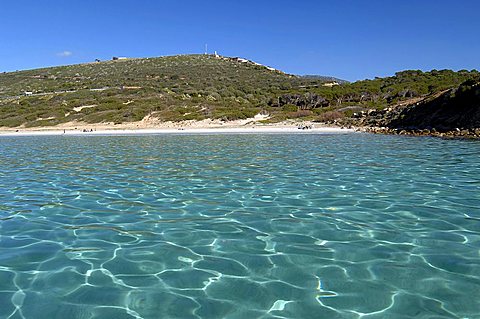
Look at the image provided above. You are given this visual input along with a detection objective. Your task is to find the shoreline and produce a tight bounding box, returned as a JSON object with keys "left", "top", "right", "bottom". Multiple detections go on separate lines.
{"left": 0, "top": 123, "right": 355, "bottom": 137}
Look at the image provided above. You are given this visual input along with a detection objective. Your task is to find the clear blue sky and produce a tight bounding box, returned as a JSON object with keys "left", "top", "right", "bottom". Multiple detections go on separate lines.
{"left": 1, "top": 0, "right": 479, "bottom": 81}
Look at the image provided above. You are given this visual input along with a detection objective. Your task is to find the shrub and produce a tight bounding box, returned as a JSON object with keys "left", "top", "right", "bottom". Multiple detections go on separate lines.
{"left": 316, "top": 111, "right": 344, "bottom": 122}
{"left": 287, "top": 110, "right": 312, "bottom": 118}
{"left": 343, "top": 109, "right": 355, "bottom": 118}
{"left": 282, "top": 104, "right": 298, "bottom": 112}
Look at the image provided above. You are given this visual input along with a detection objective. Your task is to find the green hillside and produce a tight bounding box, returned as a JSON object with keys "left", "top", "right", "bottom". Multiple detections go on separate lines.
{"left": 279, "top": 69, "right": 480, "bottom": 109}
{"left": 0, "top": 55, "right": 324, "bottom": 127}
{"left": 0, "top": 54, "right": 478, "bottom": 127}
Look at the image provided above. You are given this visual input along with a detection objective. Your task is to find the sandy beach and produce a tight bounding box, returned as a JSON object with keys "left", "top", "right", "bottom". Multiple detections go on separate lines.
{"left": 0, "top": 118, "right": 355, "bottom": 136}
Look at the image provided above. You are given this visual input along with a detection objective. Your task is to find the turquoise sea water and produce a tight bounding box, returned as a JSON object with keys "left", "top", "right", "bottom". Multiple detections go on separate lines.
{"left": 0, "top": 133, "right": 479, "bottom": 319}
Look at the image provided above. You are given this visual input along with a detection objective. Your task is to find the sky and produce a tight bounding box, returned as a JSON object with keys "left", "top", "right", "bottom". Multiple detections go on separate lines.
{"left": 1, "top": 0, "right": 479, "bottom": 81}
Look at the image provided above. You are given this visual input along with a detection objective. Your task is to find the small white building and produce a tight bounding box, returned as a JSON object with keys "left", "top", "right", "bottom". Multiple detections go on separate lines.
{"left": 323, "top": 82, "right": 340, "bottom": 87}
{"left": 23, "top": 91, "right": 33, "bottom": 96}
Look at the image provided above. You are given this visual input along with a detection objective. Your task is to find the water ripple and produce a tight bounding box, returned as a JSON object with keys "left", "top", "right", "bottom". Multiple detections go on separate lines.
{"left": 0, "top": 133, "right": 479, "bottom": 318}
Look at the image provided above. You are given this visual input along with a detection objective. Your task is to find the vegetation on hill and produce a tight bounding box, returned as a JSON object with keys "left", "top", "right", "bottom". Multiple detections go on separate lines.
{"left": 279, "top": 69, "right": 479, "bottom": 109}
{"left": 0, "top": 54, "right": 478, "bottom": 127}
{"left": 0, "top": 55, "right": 325, "bottom": 127}
{"left": 300, "top": 75, "right": 349, "bottom": 84}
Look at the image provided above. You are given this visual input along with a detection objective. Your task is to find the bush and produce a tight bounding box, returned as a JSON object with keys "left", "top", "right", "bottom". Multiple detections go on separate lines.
{"left": 316, "top": 111, "right": 344, "bottom": 122}
{"left": 343, "top": 109, "right": 355, "bottom": 118}
{"left": 287, "top": 110, "right": 312, "bottom": 118}
{"left": 282, "top": 104, "right": 298, "bottom": 112}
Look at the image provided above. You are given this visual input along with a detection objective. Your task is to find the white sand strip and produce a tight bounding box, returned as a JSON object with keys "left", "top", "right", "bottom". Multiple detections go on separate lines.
{"left": 0, "top": 126, "right": 355, "bottom": 137}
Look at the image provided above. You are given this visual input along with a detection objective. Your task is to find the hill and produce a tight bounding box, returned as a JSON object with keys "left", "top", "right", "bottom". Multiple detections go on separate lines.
{"left": 0, "top": 55, "right": 327, "bottom": 127}
{"left": 0, "top": 55, "right": 478, "bottom": 128}
{"left": 293, "top": 69, "right": 479, "bottom": 109}
{"left": 264, "top": 69, "right": 479, "bottom": 123}
{"left": 299, "top": 75, "right": 349, "bottom": 84}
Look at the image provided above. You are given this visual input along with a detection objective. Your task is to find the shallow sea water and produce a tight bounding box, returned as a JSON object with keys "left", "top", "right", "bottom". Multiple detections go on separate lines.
{"left": 0, "top": 133, "right": 479, "bottom": 319}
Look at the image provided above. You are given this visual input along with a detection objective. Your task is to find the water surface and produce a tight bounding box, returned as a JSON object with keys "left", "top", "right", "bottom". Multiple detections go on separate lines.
{"left": 0, "top": 133, "right": 479, "bottom": 318}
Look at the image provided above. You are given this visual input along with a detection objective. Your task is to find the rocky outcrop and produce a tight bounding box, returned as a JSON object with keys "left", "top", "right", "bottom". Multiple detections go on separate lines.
{"left": 359, "top": 126, "right": 480, "bottom": 139}
{"left": 352, "top": 79, "right": 480, "bottom": 138}
{"left": 386, "top": 79, "right": 480, "bottom": 131}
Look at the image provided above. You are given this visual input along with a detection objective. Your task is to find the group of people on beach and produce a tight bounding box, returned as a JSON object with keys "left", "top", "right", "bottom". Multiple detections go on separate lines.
{"left": 61, "top": 128, "right": 96, "bottom": 134}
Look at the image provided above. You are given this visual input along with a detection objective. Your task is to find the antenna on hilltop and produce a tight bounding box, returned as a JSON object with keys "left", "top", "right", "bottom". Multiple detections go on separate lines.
{"left": 205, "top": 44, "right": 208, "bottom": 55}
